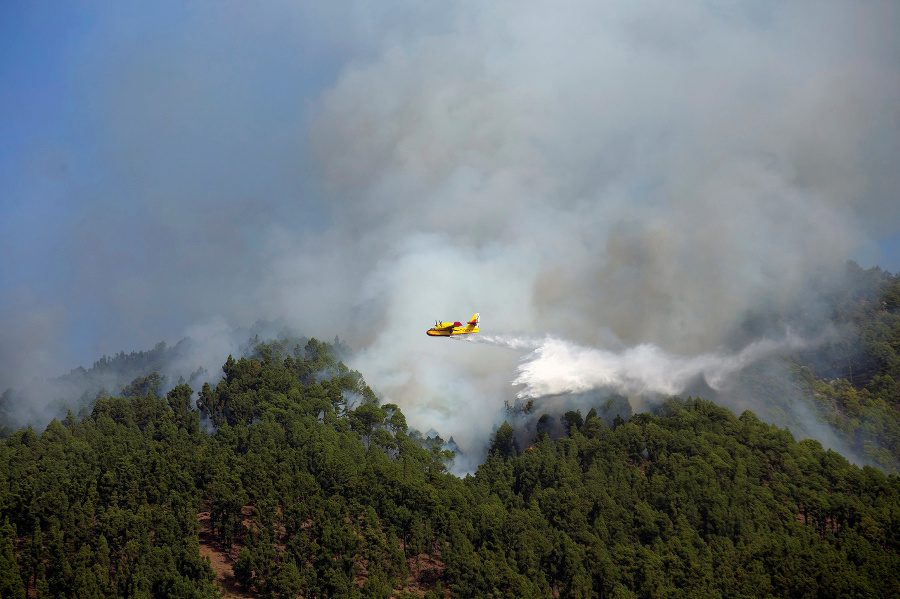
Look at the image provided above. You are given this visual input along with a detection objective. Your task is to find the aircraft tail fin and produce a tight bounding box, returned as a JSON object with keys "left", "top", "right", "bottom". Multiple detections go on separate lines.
{"left": 468, "top": 313, "right": 480, "bottom": 326}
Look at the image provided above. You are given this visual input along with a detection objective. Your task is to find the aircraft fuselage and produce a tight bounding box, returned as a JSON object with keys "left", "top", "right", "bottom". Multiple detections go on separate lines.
{"left": 426, "top": 323, "right": 479, "bottom": 336}
{"left": 427, "top": 313, "right": 480, "bottom": 336}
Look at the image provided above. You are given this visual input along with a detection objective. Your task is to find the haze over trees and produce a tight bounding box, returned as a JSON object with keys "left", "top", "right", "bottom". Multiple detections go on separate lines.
{"left": 726, "top": 262, "right": 900, "bottom": 473}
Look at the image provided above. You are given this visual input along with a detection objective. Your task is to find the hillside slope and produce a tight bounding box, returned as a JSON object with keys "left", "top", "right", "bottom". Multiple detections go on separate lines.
{"left": 1, "top": 339, "right": 898, "bottom": 598}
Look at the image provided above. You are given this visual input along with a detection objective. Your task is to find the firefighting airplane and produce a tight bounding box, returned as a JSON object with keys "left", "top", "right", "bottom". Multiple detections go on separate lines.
{"left": 426, "top": 313, "right": 480, "bottom": 337}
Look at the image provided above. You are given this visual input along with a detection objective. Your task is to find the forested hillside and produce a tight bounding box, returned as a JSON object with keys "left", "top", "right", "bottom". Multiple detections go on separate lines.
{"left": 0, "top": 323, "right": 340, "bottom": 437}
{"left": 791, "top": 263, "right": 900, "bottom": 471}
{"left": 726, "top": 262, "right": 900, "bottom": 473}
{"left": 0, "top": 341, "right": 201, "bottom": 441}
{"left": 2, "top": 337, "right": 899, "bottom": 598}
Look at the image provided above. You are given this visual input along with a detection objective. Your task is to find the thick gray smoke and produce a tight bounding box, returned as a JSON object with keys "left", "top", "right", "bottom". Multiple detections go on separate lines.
{"left": 304, "top": 1, "right": 900, "bottom": 457}
{"left": 2, "top": 1, "right": 899, "bottom": 463}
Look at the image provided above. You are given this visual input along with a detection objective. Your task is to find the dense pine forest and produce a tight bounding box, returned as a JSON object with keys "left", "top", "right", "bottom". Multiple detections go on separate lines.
{"left": 1, "top": 262, "right": 900, "bottom": 598}
{"left": 731, "top": 262, "right": 900, "bottom": 473}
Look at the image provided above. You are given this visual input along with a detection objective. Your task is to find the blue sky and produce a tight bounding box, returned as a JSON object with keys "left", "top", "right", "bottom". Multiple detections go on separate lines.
{"left": 1, "top": 0, "right": 899, "bottom": 441}
{"left": 1, "top": 2, "right": 350, "bottom": 377}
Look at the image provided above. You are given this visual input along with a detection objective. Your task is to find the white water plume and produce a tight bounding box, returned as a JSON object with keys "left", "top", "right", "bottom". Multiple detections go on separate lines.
{"left": 513, "top": 334, "right": 810, "bottom": 400}
{"left": 451, "top": 334, "right": 543, "bottom": 351}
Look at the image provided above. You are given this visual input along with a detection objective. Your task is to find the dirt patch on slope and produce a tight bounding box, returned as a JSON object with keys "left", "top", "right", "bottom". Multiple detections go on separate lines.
{"left": 198, "top": 511, "right": 259, "bottom": 599}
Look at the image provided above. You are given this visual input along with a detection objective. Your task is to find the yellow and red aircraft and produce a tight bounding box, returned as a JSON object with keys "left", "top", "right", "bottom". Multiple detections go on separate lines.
{"left": 427, "top": 313, "right": 479, "bottom": 337}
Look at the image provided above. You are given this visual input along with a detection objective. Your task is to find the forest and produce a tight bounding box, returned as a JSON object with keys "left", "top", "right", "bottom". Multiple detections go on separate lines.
{"left": 1, "top": 262, "right": 900, "bottom": 598}
{"left": 731, "top": 262, "right": 900, "bottom": 473}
